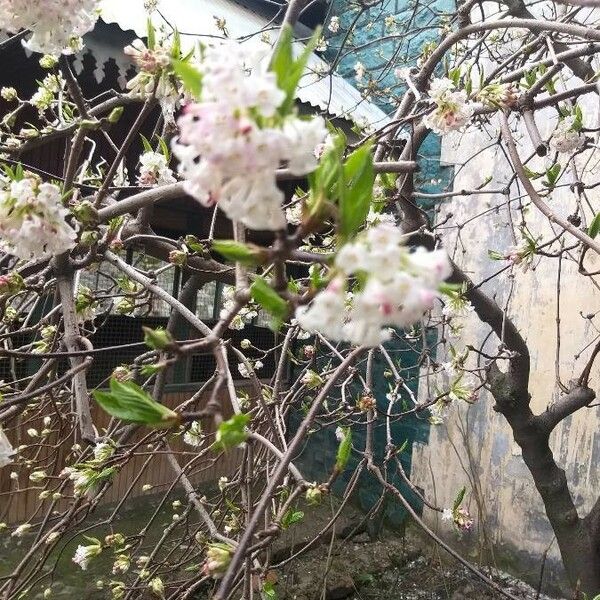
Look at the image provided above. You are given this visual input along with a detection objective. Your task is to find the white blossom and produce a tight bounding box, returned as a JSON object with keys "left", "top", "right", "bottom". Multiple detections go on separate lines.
{"left": 92, "top": 441, "right": 114, "bottom": 463}
{"left": 298, "top": 225, "right": 451, "bottom": 347}
{"left": 45, "top": 531, "right": 61, "bottom": 544}
{"left": 429, "top": 400, "right": 450, "bottom": 425}
{"left": 237, "top": 362, "right": 251, "bottom": 378}
{"left": 30, "top": 74, "right": 64, "bottom": 112}
{"left": 72, "top": 542, "right": 102, "bottom": 570}
{"left": 0, "top": 0, "right": 101, "bottom": 55}
{"left": 29, "top": 470, "right": 47, "bottom": 482}
{"left": 550, "top": 116, "right": 585, "bottom": 154}
{"left": 423, "top": 78, "right": 474, "bottom": 135}
{"left": 295, "top": 280, "right": 347, "bottom": 341}
{"left": 0, "top": 176, "right": 77, "bottom": 259}
{"left": 442, "top": 297, "right": 474, "bottom": 320}
{"left": 220, "top": 286, "right": 258, "bottom": 330}
{"left": 12, "top": 523, "right": 32, "bottom": 537}
{"left": 354, "top": 62, "right": 366, "bottom": 81}
{"left": 183, "top": 421, "right": 203, "bottom": 447}
{"left": 328, "top": 16, "right": 340, "bottom": 33}
{"left": 173, "top": 40, "right": 326, "bottom": 231}
{"left": 138, "top": 151, "right": 176, "bottom": 187}
{"left": 366, "top": 208, "right": 396, "bottom": 228}
{"left": 315, "top": 37, "right": 328, "bottom": 52}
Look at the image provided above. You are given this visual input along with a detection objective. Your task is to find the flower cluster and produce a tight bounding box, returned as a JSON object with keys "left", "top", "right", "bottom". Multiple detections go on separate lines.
{"left": 221, "top": 286, "right": 258, "bottom": 330}
{"left": 0, "top": 175, "right": 77, "bottom": 259}
{"left": 550, "top": 116, "right": 585, "bottom": 154}
{"left": 429, "top": 399, "right": 451, "bottom": 425}
{"left": 354, "top": 62, "right": 366, "bottom": 81}
{"left": 477, "top": 82, "right": 518, "bottom": 109}
{"left": 0, "top": 0, "right": 101, "bottom": 55}
{"left": 296, "top": 224, "right": 452, "bottom": 347}
{"left": 173, "top": 41, "right": 327, "bottom": 230}
{"left": 442, "top": 506, "right": 473, "bottom": 531}
{"left": 423, "top": 78, "right": 474, "bottom": 135}
{"left": 202, "top": 543, "right": 233, "bottom": 578}
{"left": 0, "top": 271, "right": 23, "bottom": 296}
{"left": 183, "top": 421, "right": 203, "bottom": 447}
{"left": 30, "top": 74, "right": 65, "bottom": 113}
{"left": 61, "top": 459, "right": 115, "bottom": 497}
{"left": 137, "top": 151, "right": 176, "bottom": 187}
{"left": 124, "top": 38, "right": 179, "bottom": 122}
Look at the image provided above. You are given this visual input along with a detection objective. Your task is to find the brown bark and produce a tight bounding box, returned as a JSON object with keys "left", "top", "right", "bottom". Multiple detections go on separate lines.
{"left": 451, "top": 263, "right": 600, "bottom": 596}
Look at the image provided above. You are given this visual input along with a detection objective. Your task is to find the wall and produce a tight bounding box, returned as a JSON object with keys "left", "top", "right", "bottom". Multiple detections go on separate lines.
{"left": 0, "top": 386, "right": 243, "bottom": 525}
{"left": 409, "top": 98, "right": 600, "bottom": 593}
{"left": 310, "top": 0, "right": 453, "bottom": 525}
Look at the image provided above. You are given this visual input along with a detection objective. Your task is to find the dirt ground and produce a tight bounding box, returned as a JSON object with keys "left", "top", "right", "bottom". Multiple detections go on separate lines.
{"left": 269, "top": 501, "right": 558, "bottom": 600}
{"left": 1, "top": 491, "right": 562, "bottom": 599}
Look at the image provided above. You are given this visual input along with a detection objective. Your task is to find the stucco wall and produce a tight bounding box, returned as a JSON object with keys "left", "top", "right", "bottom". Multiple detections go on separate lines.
{"left": 409, "top": 102, "right": 600, "bottom": 592}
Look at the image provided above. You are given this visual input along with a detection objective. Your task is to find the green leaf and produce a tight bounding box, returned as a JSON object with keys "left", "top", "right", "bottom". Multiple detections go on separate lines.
{"left": 574, "top": 105, "right": 584, "bottom": 132}
{"left": 93, "top": 379, "right": 179, "bottom": 427}
{"left": 263, "top": 581, "right": 278, "bottom": 599}
{"left": 147, "top": 18, "right": 156, "bottom": 50}
{"left": 280, "top": 509, "right": 304, "bottom": 529}
{"left": 448, "top": 67, "right": 461, "bottom": 87}
{"left": 335, "top": 427, "right": 352, "bottom": 472}
{"left": 184, "top": 235, "right": 206, "bottom": 254}
{"left": 171, "top": 29, "right": 181, "bottom": 59}
{"left": 212, "top": 413, "right": 251, "bottom": 451}
{"left": 140, "top": 363, "right": 164, "bottom": 376}
{"left": 588, "top": 213, "right": 600, "bottom": 239}
{"left": 270, "top": 25, "right": 322, "bottom": 115}
{"left": 309, "top": 264, "right": 324, "bottom": 290}
{"left": 488, "top": 249, "right": 504, "bottom": 260}
{"left": 212, "top": 240, "right": 266, "bottom": 265}
{"left": 438, "top": 282, "right": 463, "bottom": 296}
{"left": 172, "top": 59, "right": 202, "bottom": 99}
{"left": 140, "top": 133, "right": 153, "bottom": 153}
{"left": 543, "top": 163, "right": 561, "bottom": 188}
{"left": 339, "top": 142, "right": 375, "bottom": 240}
{"left": 157, "top": 136, "right": 170, "bottom": 161}
{"left": 453, "top": 486, "right": 466, "bottom": 511}
{"left": 107, "top": 106, "right": 124, "bottom": 124}
{"left": 523, "top": 166, "right": 543, "bottom": 180}
{"left": 250, "top": 277, "right": 288, "bottom": 322}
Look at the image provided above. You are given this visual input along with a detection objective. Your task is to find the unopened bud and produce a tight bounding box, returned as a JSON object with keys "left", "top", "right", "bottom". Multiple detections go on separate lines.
{"left": 1, "top": 87, "right": 17, "bottom": 101}
{"left": 168, "top": 249, "right": 187, "bottom": 266}
{"left": 107, "top": 106, "right": 124, "bottom": 124}
{"left": 39, "top": 55, "right": 58, "bottom": 69}
{"left": 305, "top": 485, "right": 323, "bottom": 505}
{"left": 142, "top": 326, "right": 174, "bottom": 350}
{"left": 202, "top": 543, "right": 233, "bottom": 578}
{"left": 80, "top": 230, "right": 99, "bottom": 247}
{"left": 72, "top": 200, "right": 98, "bottom": 226}
{"left": 357, "top": 394, "right": 376, "bottom": 412}
{"left": 0, "top": 272, "right": 24, "bottom": 295}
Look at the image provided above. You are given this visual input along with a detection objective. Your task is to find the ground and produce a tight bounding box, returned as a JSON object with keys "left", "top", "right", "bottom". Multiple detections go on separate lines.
{"left": 0, "top": 490, "right": 559, "bottom": 599}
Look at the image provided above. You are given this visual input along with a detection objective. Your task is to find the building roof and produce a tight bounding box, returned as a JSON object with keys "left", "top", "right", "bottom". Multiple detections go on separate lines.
{"left": 93, "top": 0, "right": 389, "bottom": 128}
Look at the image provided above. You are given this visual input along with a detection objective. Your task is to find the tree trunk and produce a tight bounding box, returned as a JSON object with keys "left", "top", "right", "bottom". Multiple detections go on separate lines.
{"left": 500, "top": 398, "right": 600, "bottom": 596}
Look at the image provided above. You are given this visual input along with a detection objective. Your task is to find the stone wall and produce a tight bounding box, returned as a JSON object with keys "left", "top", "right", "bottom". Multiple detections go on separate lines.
{"left": 409, "top": 99, "right": 600, "bottom": 594}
